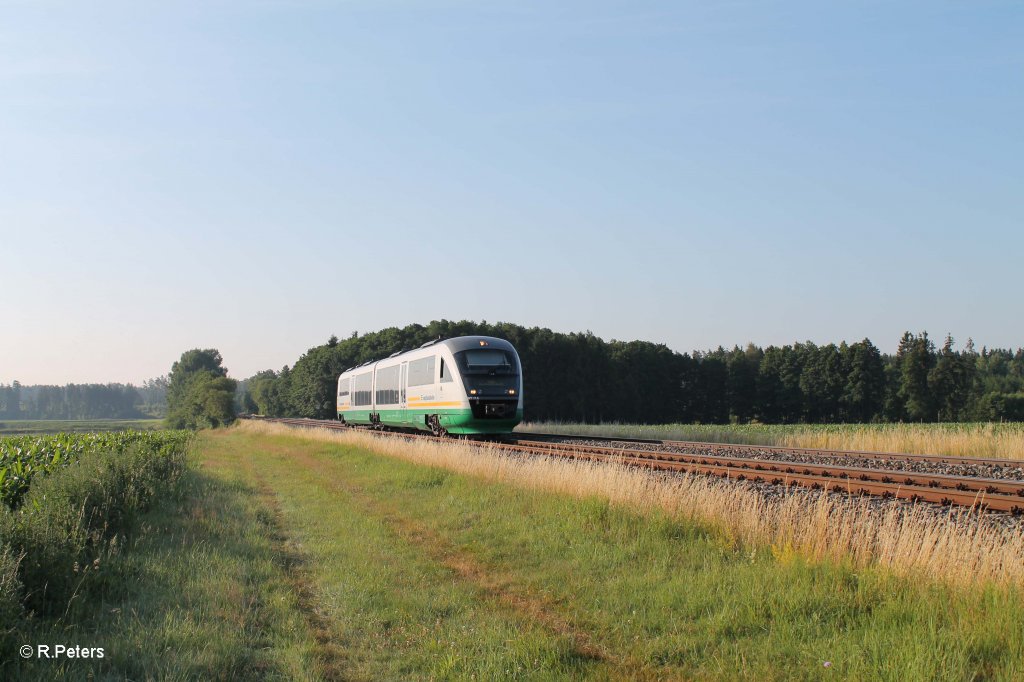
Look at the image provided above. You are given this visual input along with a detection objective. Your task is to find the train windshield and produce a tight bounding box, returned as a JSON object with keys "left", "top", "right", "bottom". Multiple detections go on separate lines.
{"left": 454, "top": 349, "right": 518, "bottom": 376}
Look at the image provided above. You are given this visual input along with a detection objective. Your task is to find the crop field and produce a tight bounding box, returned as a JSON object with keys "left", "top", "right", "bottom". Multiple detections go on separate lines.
{"left": 519, "top": 421, "right": 1024, "bottom": 460}
{"left": 1, "top": 429, "right": 192, "bottom": 680}
{"left": 0, "top": 419, "right": 164, "bottom": 436}
{"left": 0, "top": 430, "right": 186, "bottom": 508}
{"left": 6, "top": 423, "right": 1020, "bottom": 680}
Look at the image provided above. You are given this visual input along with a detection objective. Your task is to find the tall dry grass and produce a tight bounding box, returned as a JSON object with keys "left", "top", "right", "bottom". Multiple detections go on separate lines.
{"left": 238, "top": 421, "right": 1024, "bottom": 588}
{"left": 779, "top": 423, "right": 1024, "bottom": 459}
{"left": 520, "top": 421, "right": 1024, "bottom": 460}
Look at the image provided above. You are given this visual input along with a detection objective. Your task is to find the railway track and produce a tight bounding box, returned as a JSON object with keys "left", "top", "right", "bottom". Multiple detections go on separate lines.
{"left": 250, "top": 417, "right": 1024, "bottom": 514}
{"left": 513, "top": 431, "right": 1022, "bottom": 469}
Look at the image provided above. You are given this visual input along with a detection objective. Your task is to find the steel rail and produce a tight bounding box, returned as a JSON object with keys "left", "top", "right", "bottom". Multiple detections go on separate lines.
{"left": 514, "top": 431, "right": 1024, "bottom": 469}
{"left": 499, "top": 438, "right": 1024, "bottom": 498}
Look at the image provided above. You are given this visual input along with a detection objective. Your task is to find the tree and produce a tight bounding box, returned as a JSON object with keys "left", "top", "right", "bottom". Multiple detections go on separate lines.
{"left": 691, "top": 350, "right": 729, "bottom": 424}
{"left": 840, "top": 339, "right": 885, "bottom": 422}
{"left": 10, "top": 381, "right": 21, "bottom": 418}
{"left": 247, "top": 369, "right": 286, "bottom": 416}
{"left": 0, "top": 382, "right": 20, "bottom": 418}
{"left": 895, "top": 332, "right": 936, "bottom": 421}
{"left": 166, "top": 349, "right": 237, "bottom": 429}
{"left": 757, "top": 346, "right": 803, "bottom": 423}
{"left": 928, "top": 335, "right": 974, "bottom": 421}
{"left": 799, "top": 343, "right": 844, "bottom": 422}
{"left": 288, "top": 344, "right": 354, "bottom": 419}
{"left": 608, "top": 340, "right": 683, "bottom": 423}
{"left": 974, "top": 392, "right": 1024, "bottom": 421}
{"left": 236, "top": 379, "right": 258, "bottom": 414}
{"left": 139, "top": 376, "right": 169, "bottom": 417}
{"left": 726, "top": 344, "right": 761, "bottom": 423}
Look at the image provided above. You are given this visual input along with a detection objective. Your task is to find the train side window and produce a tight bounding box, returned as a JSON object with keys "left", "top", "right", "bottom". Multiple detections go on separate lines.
{"left": 440, "top": 358, "right": 453, "bottom": 383}
{"left": 353, "top": 373, "right": 372, "bottom": 406}
{"left": 408, "top": 357, "right": 435, "bottom": 387}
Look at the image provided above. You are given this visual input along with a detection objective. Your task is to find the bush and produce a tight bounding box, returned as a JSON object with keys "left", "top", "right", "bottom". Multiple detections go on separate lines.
{"left": 1, "top": 436, "right": 189, "bottom": 615}
{"left": 974, "top": 392, "right": 1024, "bottom": 421}
{"left": 1, "top": 430, "right": 190, "bottom": 508}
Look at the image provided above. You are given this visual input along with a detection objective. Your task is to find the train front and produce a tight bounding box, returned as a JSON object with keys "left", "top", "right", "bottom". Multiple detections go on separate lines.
{"left": 450, "top": 337, "right": 524, "bottom": 434}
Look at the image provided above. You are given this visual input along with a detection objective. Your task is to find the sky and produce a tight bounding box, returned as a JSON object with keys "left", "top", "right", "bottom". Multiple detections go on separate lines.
{"left": 2, "top": 1, "right": 1021, "bottom": 385}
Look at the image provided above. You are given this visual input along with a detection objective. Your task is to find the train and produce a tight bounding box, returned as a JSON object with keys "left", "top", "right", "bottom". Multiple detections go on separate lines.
{"left": 336, "top": 336, "right": 524, "bottom": 435}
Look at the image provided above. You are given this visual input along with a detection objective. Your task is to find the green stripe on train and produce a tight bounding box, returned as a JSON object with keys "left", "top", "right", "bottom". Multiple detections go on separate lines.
{"left": 338, "top": 407, "right": 523, "bottom": 434}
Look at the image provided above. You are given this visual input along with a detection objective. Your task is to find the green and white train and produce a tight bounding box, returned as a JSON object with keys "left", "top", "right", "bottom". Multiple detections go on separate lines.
{"left": 336, "top": 336, "right": 524, "bottom": 435}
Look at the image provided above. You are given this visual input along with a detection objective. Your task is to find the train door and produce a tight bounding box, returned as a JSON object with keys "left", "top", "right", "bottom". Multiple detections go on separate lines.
{"left": 371, "top": 365, "right": 379, "bottom": 424}
{"left": 400, "top": 362, "right": 408, "bottom": 423}
{"left": 438, "top": 354, "right": 454, "bottom": 401}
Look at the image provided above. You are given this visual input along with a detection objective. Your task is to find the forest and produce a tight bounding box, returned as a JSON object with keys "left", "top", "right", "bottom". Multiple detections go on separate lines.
{"left": 0, "top": 379, "right": 167, "bottom": 420}
{"left": 238, "top": 321, "right": 1024, "bottom": 425}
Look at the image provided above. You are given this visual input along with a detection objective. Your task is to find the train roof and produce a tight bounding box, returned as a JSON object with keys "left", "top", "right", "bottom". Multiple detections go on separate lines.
{"left": 339, "top": 336, "right": 517, "bottom": 377}
{"left": 438, "top": 336, "right": 517, "bottom": 353}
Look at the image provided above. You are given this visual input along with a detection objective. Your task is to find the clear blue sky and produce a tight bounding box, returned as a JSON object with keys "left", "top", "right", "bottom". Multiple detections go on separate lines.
{"left": 2, "top": 1, "right": 1021, "bottom": 384}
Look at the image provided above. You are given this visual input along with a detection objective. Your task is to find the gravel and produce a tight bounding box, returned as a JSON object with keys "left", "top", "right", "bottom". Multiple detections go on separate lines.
{"left": 517, "top": 436, "right": 1024, "bottom": 530}
{"left": 528, "top": 437, "right": 1024, "bottom": 482}
{"left": 645, "top": 469, "right": 1024, "bottom": 532}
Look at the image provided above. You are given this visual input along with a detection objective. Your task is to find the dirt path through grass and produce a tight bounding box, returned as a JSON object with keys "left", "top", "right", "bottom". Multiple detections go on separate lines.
{"left": 202, "top": 431, "right": 612, "bottom": 680}
{"left": 208, "top": 438, "right": 355, "bottom": 677}
{"left": 280, "top": 440, "right": 625, "bottom": 671}
{"left": 252, "top": 466, "right": 354, "bottom": 679}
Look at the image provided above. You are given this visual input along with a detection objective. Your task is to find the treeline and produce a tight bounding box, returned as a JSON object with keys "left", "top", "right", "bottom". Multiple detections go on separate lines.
{"left": 0, "top": 378, "right": 168, "bottom": 420}
{"left": 239, "top": 321, "right": 1024, "bottom": 424}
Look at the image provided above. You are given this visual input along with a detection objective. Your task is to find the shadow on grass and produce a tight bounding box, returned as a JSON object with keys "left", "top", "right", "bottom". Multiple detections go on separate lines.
{"left": 4, "top": 467, "right": 317, "bottom": 681}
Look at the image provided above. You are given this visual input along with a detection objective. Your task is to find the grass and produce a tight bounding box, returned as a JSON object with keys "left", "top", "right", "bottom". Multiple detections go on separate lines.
{"left": 223, "top": 425, "right": 1024, "bottom": 679}
{"left": 519, "top": 421, "right": 1024, "bottom": 460}
{"left": 9, "top": 424, "right": 1021, "bottom": 679}
{"left": 256, "top": 423, "right": 1024, "bottom": 588}
{"left": 5, "top": 447, "right": 319, "bottom": 681}
{"left": 0, "top": 419, "right": 164, "bottom": 435}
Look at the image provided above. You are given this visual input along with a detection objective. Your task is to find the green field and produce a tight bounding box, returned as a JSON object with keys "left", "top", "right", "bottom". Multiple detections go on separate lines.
{"left": 0, "top": 418, "right": 164, "bottom": 435}
{"left": 7, "top": 426, "right": 1019, "bottom": 680}
{"left": 0, "top": 430, "right": 184, "bottom": 507}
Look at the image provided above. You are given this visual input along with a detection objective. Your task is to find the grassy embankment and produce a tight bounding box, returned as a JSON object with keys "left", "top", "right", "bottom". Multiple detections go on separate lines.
{"left": 0, "top": 419, "right": 164, "bottom": 435}
{"left": 520, "top": 421, "right": 1024, "bottom": 459}
{"left": 6, "top": 423, "right": 1022, "bottom": 679}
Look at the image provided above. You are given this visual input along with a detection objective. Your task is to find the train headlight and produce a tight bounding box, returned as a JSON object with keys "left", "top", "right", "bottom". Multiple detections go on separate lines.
{"left": 469, "top": 389, "right": 478, "bottom": 395}
{"left": 508, "top": 389, "right": 516, "bottom": 395}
